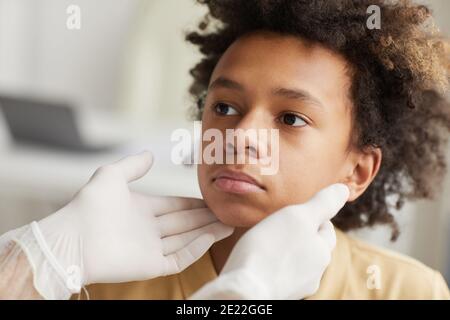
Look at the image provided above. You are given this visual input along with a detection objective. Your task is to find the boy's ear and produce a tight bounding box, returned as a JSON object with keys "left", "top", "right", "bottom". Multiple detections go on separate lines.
{"left": 342, "top": 147, "right": 382, "bottom": 201}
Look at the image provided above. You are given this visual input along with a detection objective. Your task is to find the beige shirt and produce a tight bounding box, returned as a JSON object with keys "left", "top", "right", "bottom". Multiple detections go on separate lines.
{"left": 79, "top": 229, "right": 450, "bottom": 299}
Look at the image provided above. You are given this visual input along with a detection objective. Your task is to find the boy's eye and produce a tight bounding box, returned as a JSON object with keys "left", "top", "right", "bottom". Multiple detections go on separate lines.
{"left": 214, "top": 102, "right": 239, "bottom": 116}
{"left": 280, "top": 113, "right": 308, "bottom": 127}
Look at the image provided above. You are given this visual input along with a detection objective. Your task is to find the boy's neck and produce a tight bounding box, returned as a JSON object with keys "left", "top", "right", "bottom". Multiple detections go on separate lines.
{"left": 210, "top": 227, "right": 249, "bottom": 274}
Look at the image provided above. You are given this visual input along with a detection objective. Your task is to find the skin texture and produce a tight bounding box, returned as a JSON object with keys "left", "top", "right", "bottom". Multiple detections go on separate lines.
{"left": 196, "top": 32, "right": 382, "bottom": 272}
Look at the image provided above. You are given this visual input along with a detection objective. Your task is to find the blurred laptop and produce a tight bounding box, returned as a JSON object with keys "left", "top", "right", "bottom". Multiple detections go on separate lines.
{"left": 0, "top": 95, "right": 119, "bottom": 152}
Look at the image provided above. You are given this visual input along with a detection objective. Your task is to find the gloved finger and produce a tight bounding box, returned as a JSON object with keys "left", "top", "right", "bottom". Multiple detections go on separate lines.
{"left": 131, "top": 193, "right": 205, "bottom": 216}
{"left": 150, "top": 196, "right": 206, "bottom": 217}
{"left": 162, "top": 221, "right": 234, "bottom": 255}
{"left": 318, "top": 220, "right": 337, "bottom": 250}
{"left": 112, "top": 150, "right": 154, "bottom": 183}
{"left": 163, "top": 233, "right": 216, "bottom": 275}
{"left": 157, "top": 207, "right": 218, "bottom": 237}
{"left": 305, "top": 183, "right": 349, "bottom": 228}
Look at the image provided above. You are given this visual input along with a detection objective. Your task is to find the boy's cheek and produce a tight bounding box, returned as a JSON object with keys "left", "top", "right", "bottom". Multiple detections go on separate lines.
{"left": 196, "top": 150, "right": 345, "bottom": 226}
{"left": 197, "top": 173, "right": 307, "bottom": 227}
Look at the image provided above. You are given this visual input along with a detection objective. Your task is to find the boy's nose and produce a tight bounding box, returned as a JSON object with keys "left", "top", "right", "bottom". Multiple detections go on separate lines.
{"left": 224, "top": 110, "right": 271, "bottom": 161}
{"left": 225, "top": 141, "right": 258, "bottom": 159}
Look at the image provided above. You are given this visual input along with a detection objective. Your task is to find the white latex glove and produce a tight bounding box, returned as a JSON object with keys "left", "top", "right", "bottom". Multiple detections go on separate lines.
{"left": 190, "top": 183, "right": 349, "bottom": 300}
{"left": 11, "top": 151, "right": 233, "bottom": 299}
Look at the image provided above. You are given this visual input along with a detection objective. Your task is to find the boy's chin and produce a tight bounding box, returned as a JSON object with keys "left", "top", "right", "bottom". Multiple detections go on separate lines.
{"left": 211, "top": 205, "right": 268, "bottom": 227}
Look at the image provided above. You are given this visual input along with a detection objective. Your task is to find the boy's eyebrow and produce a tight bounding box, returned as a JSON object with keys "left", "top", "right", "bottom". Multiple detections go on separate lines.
{"left": 208, "top": 76, "right": 324, "bottom": 110}
{"left": 272, "top": 87, "right": 324, "bottom": 110}
{"left": 208, "top": 76, "right": 244, "bottom": 91}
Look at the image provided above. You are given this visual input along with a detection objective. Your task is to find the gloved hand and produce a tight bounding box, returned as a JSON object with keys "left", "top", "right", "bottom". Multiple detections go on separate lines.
{"left": 13, "top": 151, "right": 233, "bottom": 299}
{"left": 190, "top": 183, "right": 349, "bottom": 300}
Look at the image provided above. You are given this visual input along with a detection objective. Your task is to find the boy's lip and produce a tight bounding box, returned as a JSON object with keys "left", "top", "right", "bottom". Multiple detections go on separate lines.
{"left": 212, "top": 168, "right": 265, "bottom": 194}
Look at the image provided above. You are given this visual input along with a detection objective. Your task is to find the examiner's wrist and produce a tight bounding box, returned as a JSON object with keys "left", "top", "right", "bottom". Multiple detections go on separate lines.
{"left": 37, "top": 206, "right": 87, "bottom": 281}
{"left": 10, "top": 222, "right": 80, "bottom": 299}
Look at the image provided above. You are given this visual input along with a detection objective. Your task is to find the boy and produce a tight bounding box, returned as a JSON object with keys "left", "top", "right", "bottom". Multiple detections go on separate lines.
{"left": 1, "top": 0, "right": 449, "bottom": 299}
{"left": 85, "top": 0, "right": 450, "bottom": 299}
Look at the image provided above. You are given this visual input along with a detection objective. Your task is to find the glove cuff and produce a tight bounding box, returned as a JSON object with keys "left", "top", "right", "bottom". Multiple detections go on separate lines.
{"left": 12, "top": 222, "right": 82, "bottom": 299}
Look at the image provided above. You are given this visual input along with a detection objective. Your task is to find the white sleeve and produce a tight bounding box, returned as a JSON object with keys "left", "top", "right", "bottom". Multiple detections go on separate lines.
{"left": 0, "top": 224, "right": 77, "bottom": 300}
{"left": 188, "top": 269, "right": 271, "bottom": 300}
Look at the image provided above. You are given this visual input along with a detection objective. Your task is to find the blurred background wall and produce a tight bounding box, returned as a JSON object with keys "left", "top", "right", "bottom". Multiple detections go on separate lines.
{"left": 0, "top": 0, "right": 449, "bottom": 284}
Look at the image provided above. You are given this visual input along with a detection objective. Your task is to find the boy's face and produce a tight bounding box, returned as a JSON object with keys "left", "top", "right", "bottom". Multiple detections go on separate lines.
{"left": 198, "top": 31, "right": 357, "bottom": 227}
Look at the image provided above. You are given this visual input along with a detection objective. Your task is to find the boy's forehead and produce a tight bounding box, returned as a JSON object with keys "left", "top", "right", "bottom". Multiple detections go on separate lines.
{"left": 209, "top": 31, "right": 353, "bottom": 109}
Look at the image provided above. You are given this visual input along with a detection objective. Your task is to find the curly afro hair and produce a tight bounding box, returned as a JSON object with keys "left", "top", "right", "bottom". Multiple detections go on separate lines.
{"left": 184, "top": 0, "right": 450, "bottom": 240}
